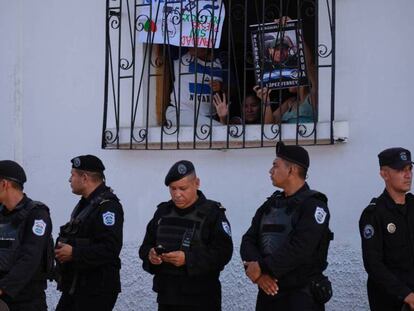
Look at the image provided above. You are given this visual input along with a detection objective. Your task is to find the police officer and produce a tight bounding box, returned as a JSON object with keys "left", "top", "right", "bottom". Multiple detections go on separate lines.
{"left": 55, "top": 155, "right": 124, "bottom": 311}
{"left": 0, "top": 160, "right": 53, "bottom": 311}
{"left": 139, "top": 160, "right": 233, "bottom": 311}
{"left": 359, "top": 147, "right": 414, "bottom": 311}
{"left": 240, "top": 142, "right": 333, "bottom": 311}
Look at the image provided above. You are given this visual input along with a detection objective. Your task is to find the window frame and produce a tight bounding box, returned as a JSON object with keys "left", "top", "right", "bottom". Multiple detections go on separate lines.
{"left": 102, "top": 0, "right": 340, "bottom": 150}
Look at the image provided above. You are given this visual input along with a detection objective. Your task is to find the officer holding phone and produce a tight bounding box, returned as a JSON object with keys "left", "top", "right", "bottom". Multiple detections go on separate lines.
{"left": 139, "top": 160, "right": 233, "bottom": 311}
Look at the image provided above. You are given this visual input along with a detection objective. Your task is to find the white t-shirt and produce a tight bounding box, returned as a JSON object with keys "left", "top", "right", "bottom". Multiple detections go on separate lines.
{"left": 166, "top": 52, "right": 223, "bottom": 126}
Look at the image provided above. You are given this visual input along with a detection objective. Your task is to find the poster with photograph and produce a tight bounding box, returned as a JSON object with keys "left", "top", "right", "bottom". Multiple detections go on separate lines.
{"left": 250, "top": 20, "right": 308, "bottom": 90}
{"left": 136, "top": 0, "right": 225, "bottom": 48}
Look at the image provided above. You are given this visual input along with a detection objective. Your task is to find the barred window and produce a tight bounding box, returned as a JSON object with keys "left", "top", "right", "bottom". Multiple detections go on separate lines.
{"left": 103, "top": 0, "right": 338, "bottom": 150}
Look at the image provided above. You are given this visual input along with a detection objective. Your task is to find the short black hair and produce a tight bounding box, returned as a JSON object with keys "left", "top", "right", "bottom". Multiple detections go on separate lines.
{"left": 0, "top": 178, "right": 23, "bottom": 191}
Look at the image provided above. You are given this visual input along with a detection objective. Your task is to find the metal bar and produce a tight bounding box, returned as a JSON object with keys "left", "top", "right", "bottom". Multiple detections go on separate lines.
{"left": 102, "top": 0, "right": 111, "bottom": 149}
{"left": 102, "top": 0, "right": 336, "bottom": 150}
{"left": 115, "top": 0, "right": 123, "bottom": 149}
{"left": 330, "top": 0, "right": 336, "bottom": 144}
{"left": 129, "top": 0, "right": 137, "bottom": 149}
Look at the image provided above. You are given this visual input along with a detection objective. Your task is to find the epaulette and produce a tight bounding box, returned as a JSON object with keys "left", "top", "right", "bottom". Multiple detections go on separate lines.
{"left": 365, "top": 198, "right": 377, "bottom": 212}
{"left": 267, "top": 190, "right": 283, "bottom": 200}
{"left": 212, "top": 201, "right": 226, "bottom": 211}
{"left": 12, "top": 200, "right": 49, "bottom": 226}
{"left": 313, "top": 192, "right": 328, "bottom": 204}
{"left": 287, "top": 190, "right": 328, "bottom": 209}
{"left": 157, "top": 201, "right": 171, "bottom": 209}
{"left": 99, "top": 199, "right": 112, "bottom": 206}
{"left": 209, "top": 200, "right": 223, "bottom": 208}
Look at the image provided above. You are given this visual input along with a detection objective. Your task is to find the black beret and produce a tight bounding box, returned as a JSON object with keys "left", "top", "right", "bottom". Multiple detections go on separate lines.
{"left": 0, "top": 160, "right": 27, "bottom": 186}
{"left": 71, "top": 155, "right": 105, "bottom": 173}
{"left": 276, "top": 141, "right": 309, "bottom": 170}
{"left": 378, "top": 147, "right": 413, "bottom": 169}
{"left": 165, "top": 160, "right": 195, "bottom": 186}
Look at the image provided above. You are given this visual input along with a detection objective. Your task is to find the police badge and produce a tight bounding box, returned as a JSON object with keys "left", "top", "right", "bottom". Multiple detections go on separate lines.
{"left": 102, "top": 211, "right": 115, "bottom": 226}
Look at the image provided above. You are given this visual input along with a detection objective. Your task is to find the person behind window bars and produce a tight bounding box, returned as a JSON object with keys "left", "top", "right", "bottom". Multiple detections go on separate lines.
{"left": 213, "top": 92, "right": 273, "bottom": 125}
{"left": 55, "top": 155, "right": 124, "bottom": 311}
{"left": 240, "top": 142, "right": 333, "bottom": 311}
{"left": 359, "top": 148, "right": 414, "bottom": 311}
{"left": 253, "top": 16, "right": 317, "bottom": 125}
{"left": 139, "top": 160, "right": 233, "bottom": 311}
{"left": 165, "top": 47, "right": 228, "bottom": 127}
{"left": 0, "top": 161, "right": 53, "bottom": 311}
{"left": 254, "top": 86, "right": 314, "bottom": 124}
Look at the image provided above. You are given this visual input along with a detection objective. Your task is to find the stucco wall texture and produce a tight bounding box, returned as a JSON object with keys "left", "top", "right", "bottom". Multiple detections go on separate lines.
{"left": 46, "top": 242, "right": 369, "bottom": 310}
{"left": 2, "top": 1, "right": 414, "bottom": 310}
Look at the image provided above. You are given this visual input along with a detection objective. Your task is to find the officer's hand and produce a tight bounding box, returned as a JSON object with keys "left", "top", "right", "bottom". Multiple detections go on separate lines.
{"left": 55, "top": 242, "right": 73, "bottom": 263}
{"left": 148, "top": 248, "right": 163, "bottom": 265}
{"left": 245, "top": 261, "right": 261, "bottom": 283}
{"left": 404, "top": 292, "right": 414, "bottom": 310}
{"left": 256, "top": 274, "right": 278, "bottom": 296}
{"left": 161, "top": 251, "right": 186, "bottom": 267}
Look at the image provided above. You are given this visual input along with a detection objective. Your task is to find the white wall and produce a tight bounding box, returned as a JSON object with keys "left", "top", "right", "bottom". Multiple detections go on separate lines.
{"left": 1, "top": 0, "right": 414, "bottom": 309}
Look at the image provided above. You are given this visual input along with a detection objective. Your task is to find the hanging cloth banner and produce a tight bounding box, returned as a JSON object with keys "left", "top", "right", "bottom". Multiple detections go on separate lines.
{"left": 137, "top": 0, "right": 225, "bottom": 48}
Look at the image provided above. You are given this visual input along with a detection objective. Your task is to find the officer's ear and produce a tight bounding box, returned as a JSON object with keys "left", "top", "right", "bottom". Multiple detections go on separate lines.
{"left": 194, "top": 177, "right": 200, "bottom": 189}
{"left": 380, "top": 167, "right": 388, "bottom": 181}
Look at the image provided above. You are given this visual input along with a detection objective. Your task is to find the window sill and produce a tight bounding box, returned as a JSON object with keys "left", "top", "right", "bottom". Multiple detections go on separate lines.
{"left": 103, "top": 121, "right": 348, "bottom": 150}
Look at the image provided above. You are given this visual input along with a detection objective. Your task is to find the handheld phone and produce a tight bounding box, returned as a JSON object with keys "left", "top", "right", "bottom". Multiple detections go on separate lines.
{"left": 154, "top": 245, "right": 166, "bottom": 255}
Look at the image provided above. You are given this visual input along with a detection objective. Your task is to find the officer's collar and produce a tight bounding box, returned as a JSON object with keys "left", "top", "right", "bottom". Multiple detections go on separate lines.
{"left": 172, "top": 190, "right": 205, "bottom": 214}
{"left": 381, "top": 189, "right": 410, "bottom": 209}
{"left": 83, "top": 183, "right": 108, "bottom": 203}
{"left": 283, "top": 183, "right": 310, "bottom": 199}
{"left": 2, "top": 194, "right": 29, "bottom": 215}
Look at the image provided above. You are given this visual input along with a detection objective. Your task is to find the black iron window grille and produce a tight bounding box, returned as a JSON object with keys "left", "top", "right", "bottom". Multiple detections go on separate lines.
{"left": 102, "top": 0, "right": 336, "bottom": 150}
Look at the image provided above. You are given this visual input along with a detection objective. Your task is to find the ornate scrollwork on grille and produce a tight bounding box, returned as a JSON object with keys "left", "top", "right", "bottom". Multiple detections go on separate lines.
{"left": 120, "top": 58, "right": 133, "bottom": 70}
{"left": 103, "top": 0, "right": 336, "bottom": 150}
{"left": 263, "top": 123, "right": 281, "bottom": 141}
{"left": 229, "top": 125, "right": 244, "bottom": 138}
{"left": 298, "top": 123, "right": 316, "bottom": 138}
{"left": 132, "top": 128, "right": 148, "bottom": 143}
{"left": 109, "top": 13, "right": 121, "bottom": 30}
{"left": 196, "top": 124, "right": 212, "bottom": 141}
{"left": 264, "top": 4, "right": 280, "bottom": 22}
{"left": 162, "top": 120, "right": 179, "bottom": 136}
{"left": 230, "top": 3, "right": 245, "bottom": 21}
{"left": 318, "top": 44, "right": 332, "bottom": 58}
{"left": 301, "top": 0, "right": 316, "bottom": 17}
{"left": 104, "top": 129, "right": 119, "bottom": 145}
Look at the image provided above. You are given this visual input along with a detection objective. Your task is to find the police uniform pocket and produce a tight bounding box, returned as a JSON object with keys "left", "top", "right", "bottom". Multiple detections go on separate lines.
{"left": 309, "top": 275, "right": 332, "bottom": 304}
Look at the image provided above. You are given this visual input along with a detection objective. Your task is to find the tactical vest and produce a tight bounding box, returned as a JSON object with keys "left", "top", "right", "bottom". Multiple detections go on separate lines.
{"left": 58, "top": 188, "right": 119, "bottom": 245}
{"left": 259, "top": 191, "right": 292, "bottom": 256}
{"left": 56, "top": 187, "right": 119, "bottom": 294}
{"left": 259, "top": 189, "right": 332, "bottom": 270}
{"left": 0, "top": 200, "right": 53, "bottom": 279}
{"left": 155, "top": 201, "right": 214, "bottom": 275}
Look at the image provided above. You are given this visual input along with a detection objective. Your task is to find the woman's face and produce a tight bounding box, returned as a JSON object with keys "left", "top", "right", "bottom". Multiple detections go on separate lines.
{"left": 244, "top": 96, "right": 260, "bottom": 123}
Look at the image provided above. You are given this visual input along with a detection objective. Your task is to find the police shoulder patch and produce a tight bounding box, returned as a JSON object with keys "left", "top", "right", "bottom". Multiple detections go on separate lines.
{"left": 102, "top": 211, "right": 115, "bottom": 226}
{"left": 363, "top": 224, "right": 374, "bottom": 239}
{"left": 32, "top": 219, "right": 47, "bottom": 236}
{"left": 314, "top": 207, "right": 327, "bottom": 224}
{"left": 222, "top": 221, "right": 231, "bottom": 237}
